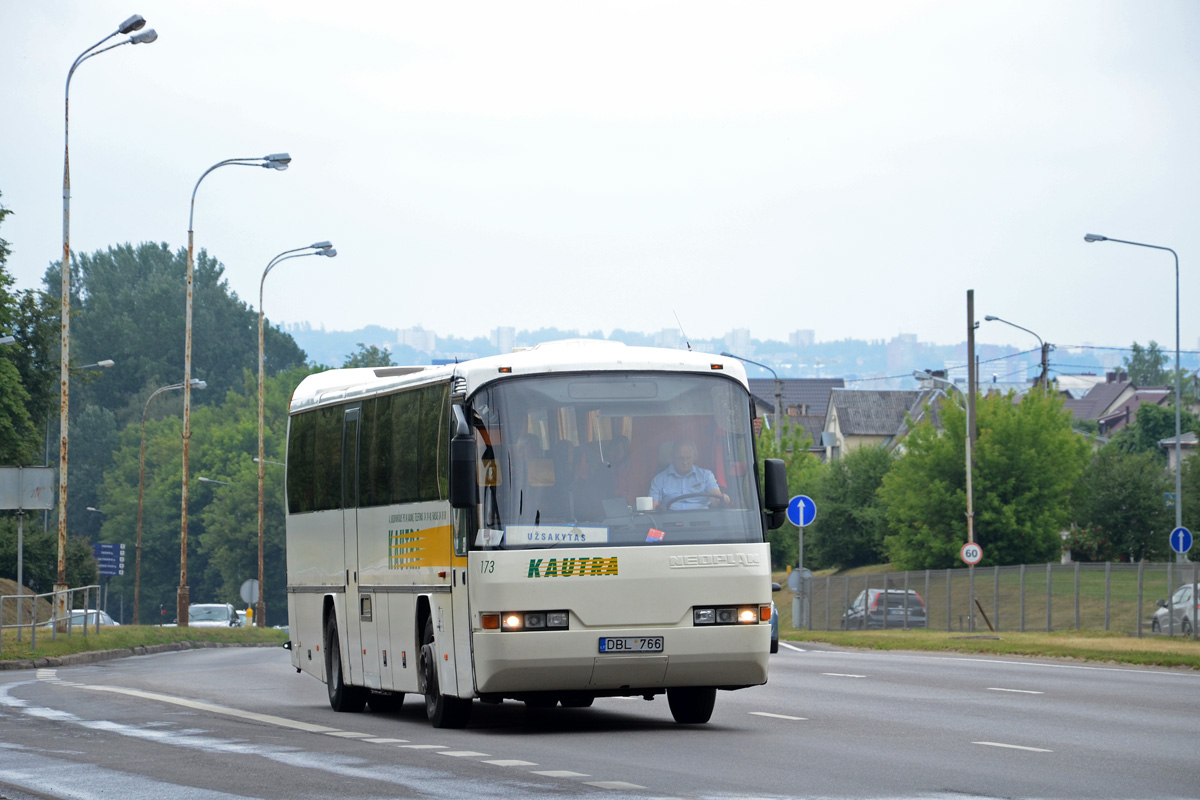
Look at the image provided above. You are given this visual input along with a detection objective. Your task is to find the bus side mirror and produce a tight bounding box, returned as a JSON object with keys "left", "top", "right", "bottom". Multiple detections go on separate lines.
{"left": 763, "top": 458, "right": 788, "bottom": 530}
{"left": 450, "top": 436, "right": 477, "bottom": 508}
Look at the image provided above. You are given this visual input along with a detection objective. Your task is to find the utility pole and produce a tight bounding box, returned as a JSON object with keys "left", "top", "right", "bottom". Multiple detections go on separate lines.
{"left": 966, "top": 290, "right": 977, "bottom": 543}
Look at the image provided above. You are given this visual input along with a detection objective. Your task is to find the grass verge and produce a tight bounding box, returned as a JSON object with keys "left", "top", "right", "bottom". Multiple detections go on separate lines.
{"left": 0, "top": 625, "right": 287, "bottom": 664}
{"left": 782, "top": 629, "right": 1200, "bottom": 670}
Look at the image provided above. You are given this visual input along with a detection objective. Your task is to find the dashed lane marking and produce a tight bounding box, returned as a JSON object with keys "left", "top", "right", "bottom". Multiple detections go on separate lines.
{"left": 399, "top": 744, "right": 448, "bottom": 750}
{"left": 974, "top": 741, "right": 1053, "bottom": 753}
{"left": 324, "top": 731, "right": 372, "bottom": 738}
{"left": 362, "top": 737, "right": 410, "bottom": 744}
{"left": 439, "top": 750, "right": 490, "bottom": 758}
{"left": 485, "top": 759, "right": 538, "bottom": 767}
{"left": 533, "top": 770, "right": 590, "bottom": 778}
{"left": 750, "top": 711, "right": 806, "bottom": 721}
{"left": 987, "top": 687, "right": 1044, "bottom": 694}
{"left": 779, "top": 642, "right": 807, "bottom": 652}
{"left": 822, "top": 673, "right": 866, "bottom": 678}
{"left": 585, "top": 781, "right": 647, "bottom": 790}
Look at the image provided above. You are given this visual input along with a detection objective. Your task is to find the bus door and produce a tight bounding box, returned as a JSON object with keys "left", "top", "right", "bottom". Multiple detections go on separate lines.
{"left": 341, "top": 405, "right": 366, "bottom": 686}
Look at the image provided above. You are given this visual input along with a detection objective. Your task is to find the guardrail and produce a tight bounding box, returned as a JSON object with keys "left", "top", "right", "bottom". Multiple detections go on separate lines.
{"left": 790, "top": 561, "right": 1199, "bottom": 640}
{"left": 0, "top": 585, "right": 103, "bottom": 654}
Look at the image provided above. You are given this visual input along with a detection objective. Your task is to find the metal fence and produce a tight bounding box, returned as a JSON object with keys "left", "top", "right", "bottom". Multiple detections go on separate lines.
{"left": 0, "top": 585, "right": 103, "bottom": 654}
{"left": 791, "top": 562, "right": 1199, "bottom": 639}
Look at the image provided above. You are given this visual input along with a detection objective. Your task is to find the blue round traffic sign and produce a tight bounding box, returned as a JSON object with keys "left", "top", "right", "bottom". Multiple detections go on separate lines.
{"left": 787, "top": 495, "right": 817, "bottom": 527}
{"left": 1170, "top": 526, "right": 1192, "bottom": 554}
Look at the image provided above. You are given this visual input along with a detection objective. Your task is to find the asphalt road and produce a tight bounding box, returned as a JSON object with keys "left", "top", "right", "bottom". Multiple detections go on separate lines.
{"left": 1, "top": 641, "right": 1197, "bottom": 799}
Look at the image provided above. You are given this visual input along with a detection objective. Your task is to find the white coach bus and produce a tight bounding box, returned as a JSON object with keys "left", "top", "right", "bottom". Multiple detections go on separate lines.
{"left": 285, "top": 340, "right": 789, "bottom": 727}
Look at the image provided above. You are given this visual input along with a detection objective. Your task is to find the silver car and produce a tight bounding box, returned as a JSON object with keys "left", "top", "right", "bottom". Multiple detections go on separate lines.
{"left": 1151, "top": 584, "right": 1197, "bottom": 635}
{"left": 188, "top": 603, "right": 240, "bottom": 628}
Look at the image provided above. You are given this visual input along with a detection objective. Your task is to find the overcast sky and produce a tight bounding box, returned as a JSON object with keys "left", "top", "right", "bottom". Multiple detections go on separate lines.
{"left": 3, "top": 1, "right": 1198, "bottom": 351}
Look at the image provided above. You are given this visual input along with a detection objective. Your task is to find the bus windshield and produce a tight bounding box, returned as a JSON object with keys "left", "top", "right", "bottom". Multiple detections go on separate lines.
{"left": 469, "top": 372, "right": 764, "bottom": 550}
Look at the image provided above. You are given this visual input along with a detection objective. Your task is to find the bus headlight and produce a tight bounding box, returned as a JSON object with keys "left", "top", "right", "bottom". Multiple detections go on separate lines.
{"left": 492, "top": 610, "right": 570, "bottom": 631}
{"left": 694, "top": 606, "right": 761, "bottom": 625}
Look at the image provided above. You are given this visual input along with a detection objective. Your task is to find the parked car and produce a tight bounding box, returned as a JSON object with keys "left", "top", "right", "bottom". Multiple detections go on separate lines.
{"left": 236, "top": 609, "right": 248, "bottom": 627}
{"left": 39, "top": 609, "right": 119, "bottom": 628}
{"left": 841, "top": 589, "right": 927, "bottom": 630}
{"left": 1151, "top": 584, "right": 1196, "bottom": 635}
{"left": 188, "top": 603, "right": 240, "bottom": 628}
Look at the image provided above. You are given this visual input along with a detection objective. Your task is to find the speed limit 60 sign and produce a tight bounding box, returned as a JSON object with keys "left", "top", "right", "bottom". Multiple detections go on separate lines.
{"left": 960, "top": 542, "right": 983, "bottom": 565}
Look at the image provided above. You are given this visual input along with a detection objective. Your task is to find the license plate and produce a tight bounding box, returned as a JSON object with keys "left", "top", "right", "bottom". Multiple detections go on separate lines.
{"left": 598, "top": 636, "right": 664, "bottom": 653}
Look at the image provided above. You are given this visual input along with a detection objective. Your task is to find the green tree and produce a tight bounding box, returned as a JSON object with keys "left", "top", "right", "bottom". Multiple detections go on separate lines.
{"left": 1109, "top": 402, "right": 1199, "bottom": 460}
{"left": 0, "top": 191, "right": 38, "bottom": 465}
{"left": 0, "top": 516, "right": 98, "bottom": 593}
{"left": 97, "top": 366, "right": 315, "bottom": 624}
{"left": 882, "top": 389, "right": 1090, "bottom": 569}
{"left": 1070, "top": 449, "right": 1171, "bottom": 562}
{"left": 807, "top": 445, "right": 893, "bottom": 570}
{"left": 1124, "top": 341, "right": 1168, "bottom": 386}
{"left": 343, "top": 343, "right": 395, "bottom": 368}
{"left": 756, "top": 422, "right": 822, "bottom": 569}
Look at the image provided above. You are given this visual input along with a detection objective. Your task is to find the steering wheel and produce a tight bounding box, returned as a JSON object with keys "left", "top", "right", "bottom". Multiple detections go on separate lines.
{"left": 666, "top": 492, "right": 722, "bottom": 509}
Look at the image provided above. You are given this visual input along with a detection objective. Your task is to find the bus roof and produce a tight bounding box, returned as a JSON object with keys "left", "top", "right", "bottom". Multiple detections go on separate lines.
{"left": 289, "top": 339, "right": 750, "bottom": 414}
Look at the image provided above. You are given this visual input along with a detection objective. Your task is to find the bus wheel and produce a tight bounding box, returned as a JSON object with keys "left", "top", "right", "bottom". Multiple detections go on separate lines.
{"left": 325, "top": 616, "right": 366, "bottom": 713}
{"left": 420, "top": 618, "right": 471, "bottom": 728}
{"left": 667, "top": 686, "right": 716, "bottom": 724}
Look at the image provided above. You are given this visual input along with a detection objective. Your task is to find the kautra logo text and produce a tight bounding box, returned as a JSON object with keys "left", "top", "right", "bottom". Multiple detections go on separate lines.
{"left": 526, "top": 556, "right": 618, "bottom": 578}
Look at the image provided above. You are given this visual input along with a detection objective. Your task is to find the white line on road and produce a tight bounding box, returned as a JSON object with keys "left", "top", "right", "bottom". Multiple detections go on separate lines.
{"left": 987, "top": 687, "right": 1044, "bottom": 694}
{"left": 485, "top": 759, "right": 538, "bottom": 767}
{"left": 779, "top": 642, "right": 807, "bottom": 652}
{"left": 439, "top": 751, "right": 490, "bottom": 758}
{"left": 974, "top": 741, "right": 1053, "bottom": 753}
{"left": 822, "top": 672, "right": 866, "bottom": 678}
{"left": 585, "top": 781, "right": 647, "bottom": 790}
{"left": 362, "top": 738, "right": 410, "bottom": 744}
{"left": 750, "top": 711, "right": 807, "bottom": 721}
{"left": 533, "top": 770, "right": 590, "bottom": 778}
{"left": 324, "top": 731, "right": 372, "bottom": 738}
{"left": 78, "top": 683, "right": 340, "bottom": 733}
{"left": 400, "top": 744, "right": 448, "bottom": 749}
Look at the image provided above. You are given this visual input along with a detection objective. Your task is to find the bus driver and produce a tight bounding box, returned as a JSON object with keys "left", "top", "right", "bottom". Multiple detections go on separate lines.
{"left": 650, "top": 440, "right": 729, "bottom": 510}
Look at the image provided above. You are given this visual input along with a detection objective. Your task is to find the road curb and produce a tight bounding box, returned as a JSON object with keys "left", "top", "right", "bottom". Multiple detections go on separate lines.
{"left": 0, "top": 641, "right": 283, "bottom": 671}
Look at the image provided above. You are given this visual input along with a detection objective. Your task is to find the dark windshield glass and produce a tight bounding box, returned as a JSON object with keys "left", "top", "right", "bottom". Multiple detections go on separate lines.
{"left": 468, "top": 372, "right": 763, "bottom": 550}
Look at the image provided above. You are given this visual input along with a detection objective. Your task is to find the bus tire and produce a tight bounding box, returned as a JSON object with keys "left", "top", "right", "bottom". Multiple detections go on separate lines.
{"left": 667, "top": 686, "right": 716, "bottom": 724}
{"left": 420, "top": 618, "right": 471, "bottom": 728}
{"left": 325, "top": 616, "right": 366, "bottom": 713}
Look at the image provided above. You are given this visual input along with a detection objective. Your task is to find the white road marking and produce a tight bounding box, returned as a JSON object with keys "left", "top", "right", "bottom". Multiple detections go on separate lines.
{"left": 822, "top": 672, "right": 866, "bottom": 678}
{"left": 439, "top": 750, "right": 489, "bottom": 757}
{"left": 400, "top": 744, "right": 448, "bottom": 749}
{"left": 585, "top": 781, "right": 646, "bottom": 790}
{"left": 324, "top": 731, "right": 372, "bottom": 738}
{"left": 485, "top": 759, "right": 538, "bottom": 767}
{"left": 974, "top": 741, "right": 1053, "bottom": 753}
{"left": 362, "top": 737, "right": 410, "bottom": 744}
{"left": 36, "top": 669, "right": 58, "bottom": 681}
{"left": 779, "top": 642, "right": 807, "bottom": 652}
{"left": 803, "top": 647, "right": 1200, "bottom": 678}
{"left": 77, "top": 684, "right": 339, "bottom": 733}
{"left": 987, "top": 687, "right": 1043, "bottom": 694}
{"left": 532, "top": 770, "right": 590, "bottom": 778}
{"left": 750, "top": 711, "right": 807, "bottom": 721}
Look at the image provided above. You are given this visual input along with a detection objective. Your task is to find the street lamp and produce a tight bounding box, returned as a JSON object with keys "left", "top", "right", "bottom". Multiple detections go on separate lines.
{"left": 179, "top": 152, "right": 290, "bottom": 628}
{"left": 198, "top": 476, "right": 232, "bottom": 486}
{"left": 57, "top": 13, "right": 157, "bottom": 626}
{"left": 258, "top": 242, "right": 335, "bottom": 626}
{"left": 78, "top": 359, "right": 115, "bottom": 370}
{"left": 1084, "top": 233, "right": 1184, "bottom": 560}
{"left": 136, "top": 379, "right": 204, "bottom": 624}
{"left": 0, "top": 335, "right": 14, "bottom": 346}
{"left": 983, "top": 315, "right": 1051, "bottom": 387}
{"left": 720, "top": 352, "right": 782, "bottom": 446}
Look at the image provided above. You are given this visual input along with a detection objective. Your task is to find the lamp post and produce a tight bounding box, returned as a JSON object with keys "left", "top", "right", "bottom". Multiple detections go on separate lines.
{"left": 198, "top": 476, "right": 232, "bottom": 486}
{"left": 57, "top": 15, "right": 156, "bottom": 623}
{"left": 1085, "top": 233, "right": 1184, "bottom": 561}
{"left": 179, "top": 152, "right": 290, "bottom": 628}
{"left": 0, "top": 335, "right": 15, "bottom": 346}
{"left": 136, "top": 379, "right": 204, "bottom": 624}
{"left": 258, "top": 242, "right": 335, "bottom": 627}
{"left": 720, "top": 352, "right": 782, "bottom": 446}
{"left": 983, "top": 315, "right": 1051, "bottom": 387}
